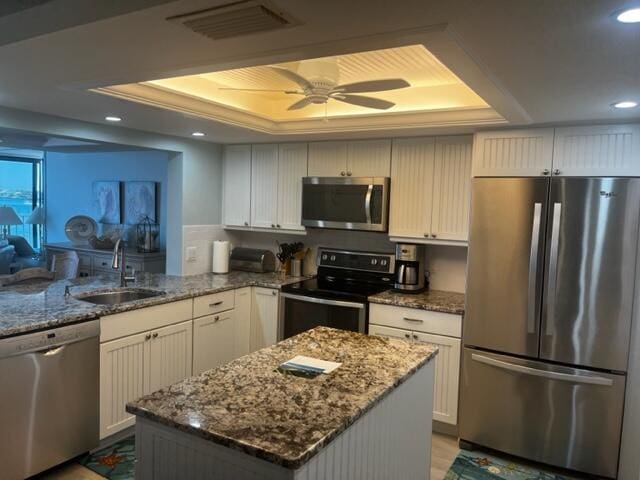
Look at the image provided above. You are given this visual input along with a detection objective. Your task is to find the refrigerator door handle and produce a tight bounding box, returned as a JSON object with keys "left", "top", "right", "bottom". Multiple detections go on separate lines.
{"left": 527, "top": 202, "right": 543, "bottom": 334}
{"left": 471, "top": 353, "right": 614, "bottom": 386}
{"left": 545, "top": 202, "right": 562, "bottom": 336}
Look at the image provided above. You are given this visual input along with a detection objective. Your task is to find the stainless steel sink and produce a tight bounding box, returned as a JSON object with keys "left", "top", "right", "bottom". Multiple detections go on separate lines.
{"left": 75, "top": 288, "right": 165, "bottom": 305}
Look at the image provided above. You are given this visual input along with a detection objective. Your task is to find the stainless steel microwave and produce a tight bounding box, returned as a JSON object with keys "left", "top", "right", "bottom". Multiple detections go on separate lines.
{"left": 301, "top": 177, "right": 390, "bottom": 232}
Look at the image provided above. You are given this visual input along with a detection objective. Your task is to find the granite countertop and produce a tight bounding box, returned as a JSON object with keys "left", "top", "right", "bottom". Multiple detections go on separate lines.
{"left": 368, "top": 289, "right": 465, "bottom": 315}
{"left": 0, "top": 271, "right": 307, "bottom": 339}
{"left": 126, "top": 326, "right": 438, "bottom": 469}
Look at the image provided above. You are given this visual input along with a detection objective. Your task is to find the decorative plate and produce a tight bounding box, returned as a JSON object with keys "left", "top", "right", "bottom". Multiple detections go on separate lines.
{"left": 64, "top": 215, "right": 98, "bottom": 245}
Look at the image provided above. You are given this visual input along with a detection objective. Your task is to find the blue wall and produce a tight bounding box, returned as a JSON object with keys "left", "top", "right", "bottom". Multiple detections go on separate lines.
{"left": 45, "top": 150, "right": 169, "bottom": 247}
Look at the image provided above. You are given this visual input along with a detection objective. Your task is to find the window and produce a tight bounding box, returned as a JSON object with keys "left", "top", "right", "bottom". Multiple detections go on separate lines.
{"left": 0, "top": 156, "right": 44, "bottom": 249}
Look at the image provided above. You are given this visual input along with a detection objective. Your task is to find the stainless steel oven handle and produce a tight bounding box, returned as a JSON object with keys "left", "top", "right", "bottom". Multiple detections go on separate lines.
{"left": 545, "top": 202, "right": 562, "bottom": 336}
{"left": 281, "top": 293, "right": 365, "bottom": 309}
{"left": 365, "top": 184, "right": 373, "bottom": 224}
{"left": 527, "top": 202, "right": 542, "bottom": 334}
{"left": 471, "top": 353, "right": 613, "bottom": 386}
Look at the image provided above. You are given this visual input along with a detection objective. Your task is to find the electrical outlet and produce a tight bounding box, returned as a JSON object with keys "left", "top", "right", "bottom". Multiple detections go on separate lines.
{"left": 186, "top": 246, "right": 197, "bottom": 262}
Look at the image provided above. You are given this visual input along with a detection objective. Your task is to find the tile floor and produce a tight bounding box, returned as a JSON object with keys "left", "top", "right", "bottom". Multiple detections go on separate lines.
{"left": 40, "top": 433, "right": 460, "bottom": 479}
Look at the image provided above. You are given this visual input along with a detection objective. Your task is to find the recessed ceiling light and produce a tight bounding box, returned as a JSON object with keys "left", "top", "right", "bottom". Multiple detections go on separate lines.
{"left": 191, "top": 131, "right": 205, "bottom": 137}
{"left": 616, "top": 7, "right": 640, "bottom": 23}
{"left": 612, "top": 100, "right": 638, "bottom": 109}
{"left": 105, "top": 116, "right": 122, "bottom": 122}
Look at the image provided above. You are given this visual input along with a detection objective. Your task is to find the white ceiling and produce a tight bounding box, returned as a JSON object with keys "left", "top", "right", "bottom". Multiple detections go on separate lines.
{"left": 0, "top": 0, "right": 637, "bottom": 144}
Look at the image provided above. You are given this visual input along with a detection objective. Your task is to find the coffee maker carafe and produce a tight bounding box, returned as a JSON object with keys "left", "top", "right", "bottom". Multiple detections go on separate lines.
{"left": 394, "top": 243, "right": 426, "bottom": 292}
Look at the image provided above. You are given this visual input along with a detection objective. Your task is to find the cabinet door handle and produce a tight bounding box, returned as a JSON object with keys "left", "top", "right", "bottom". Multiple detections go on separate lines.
{"left": 145, "top": 334, "right": 151, "bottom": 341}
{"left": 209, "top": 301, "right": 223, "bottom": 307}
{"left": 553, "top": 168, "right": 561, "bottom": 175}
{"left": 152, "top": 332, "right": 158, "bottom": 338}
{"left": 412, "top": 333, "right": 419, "bottom": 340}
{"left": 271, "top": 291, "right": 277, "bottom": 296}
{"left": 403, "top": 317, "right": 424, "bottom": 324}
{"left": 276, "top": 224, "right": 281, "bottom": 228}
{"left": 542, "top": 169, "right": 550, "bottom": 175}
{"left": 404, "top": 333, "right": 411, "bottom": 339}
{"left": 244, "top": 221, "right": 249, "bottom": 226}
{"left": 214, "top": 315, "right": 220, "bottom": 322}
{"left": 424, "top": 233, "right": 429, "bottom": 238}
{"left": 340, "top": 171, "right": 346, "bottom": 176}
{"left": 431, "top": 233, "right": 437, "bottom": 238}
{"left": 347, "top": 171, "right": 352, "bottom": 176}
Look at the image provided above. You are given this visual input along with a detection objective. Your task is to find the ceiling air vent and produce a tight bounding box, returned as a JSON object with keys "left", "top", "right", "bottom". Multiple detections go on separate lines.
{"left": 168, "top": 0, "right": 299, "bottom": 41}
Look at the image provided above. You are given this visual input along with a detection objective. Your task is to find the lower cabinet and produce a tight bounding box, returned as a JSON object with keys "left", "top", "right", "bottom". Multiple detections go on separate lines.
{"left": 250, "top": 287, "right": 279, "bottom": 351}
{"left": 99, "top": 319, "right": 193, "bottom": 439}
{"left": 193, "top": 310, "right": 237, "bottom": 375}
{"left": 369, "top": 306, "right": 462, "bottom": 426}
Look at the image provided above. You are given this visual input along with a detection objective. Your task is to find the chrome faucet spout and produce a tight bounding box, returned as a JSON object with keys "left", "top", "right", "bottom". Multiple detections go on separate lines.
{"left": 111, "top": 239, "right": 122, "bottom": 270}
{"left": 111, "top": 238, "right": 134, "bottom": 287}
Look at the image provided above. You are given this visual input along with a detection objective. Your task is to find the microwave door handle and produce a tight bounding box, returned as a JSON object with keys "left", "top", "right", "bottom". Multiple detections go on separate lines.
{"left": 365, "top": 184, "right": 373, "bottom": 224}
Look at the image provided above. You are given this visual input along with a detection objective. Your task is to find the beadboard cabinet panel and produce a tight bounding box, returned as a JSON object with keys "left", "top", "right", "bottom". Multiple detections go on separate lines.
{"left": 222, "top": 145, "right": 252, "bottom": 227}
{"left": 251, "top": 287, "right": 279, "bottom": 351}
{"left": 147, "top": 320, "right": 193, "bottom": 393}
{"left": 347, "top": 139, "right": 392, "bottom": 177}
{"left": 251, "top": 144, "right": 279, "bottom": 229}
{"left": 552, "top": 124, "right": 640, "bottom": 176}
{"left": 388, "top": 137, "right": 435, "bottom": 239}
{"left": 472, "top": 128, "right": 554, "bottom": 177}
{"left": 431, "top": 136, "right": 473, "bottom": 241}
{"left": 234, "top": 287, "right": 252, "bottom": 358}
{"left": 100, "top": 331, "right": 149, "bottom": 439}
{"left": 193, "top": 311, "right": 237, "bottom": 375}
{"left": 308, "top": 141, "right": 348, "bottom": 177}
{"left": 277, "top": 143, "right": 308, "bottom": 231}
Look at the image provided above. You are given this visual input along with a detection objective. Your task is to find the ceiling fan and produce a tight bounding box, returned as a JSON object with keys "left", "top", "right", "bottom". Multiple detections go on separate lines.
{"left": 219, "top": 63, "right": 411, "bottom": 111}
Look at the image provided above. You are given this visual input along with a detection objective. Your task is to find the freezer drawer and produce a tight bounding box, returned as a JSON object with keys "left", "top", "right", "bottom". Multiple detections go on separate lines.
{"left": 459, "top": 348, "right": 625, "bottom": 478}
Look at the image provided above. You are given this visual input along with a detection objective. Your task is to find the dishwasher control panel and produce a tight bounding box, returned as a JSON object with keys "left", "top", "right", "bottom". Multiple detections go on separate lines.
{"left": 0, "top": 320, "right": 100, "bottom": 358}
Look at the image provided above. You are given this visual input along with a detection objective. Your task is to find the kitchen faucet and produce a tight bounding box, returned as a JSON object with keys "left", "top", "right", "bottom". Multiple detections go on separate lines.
{"left": 112, "top": 238, "right": 135, "bottom": 287}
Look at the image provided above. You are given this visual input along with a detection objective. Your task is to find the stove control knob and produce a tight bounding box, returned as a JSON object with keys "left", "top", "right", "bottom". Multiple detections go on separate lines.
{"left": 381, "top": 259, "right": 387, "bottom": 266}
{"left": 371, "top": 259, "right": 378, "bottom": 265}
{"left": 330, "top": 255, "right": 336, "bottom": 261}
{"left": 321, "top": 254, "right": 328, "bottom": 261}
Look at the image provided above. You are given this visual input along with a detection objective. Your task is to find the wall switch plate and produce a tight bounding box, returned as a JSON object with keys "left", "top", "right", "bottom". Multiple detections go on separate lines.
{"left": 186, "top": 246, "right": 197, "bottom": 262}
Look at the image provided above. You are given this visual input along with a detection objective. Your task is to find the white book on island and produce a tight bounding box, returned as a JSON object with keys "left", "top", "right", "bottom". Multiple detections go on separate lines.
{"left": 280, "top": 355, "right": 341, "bottom": 374}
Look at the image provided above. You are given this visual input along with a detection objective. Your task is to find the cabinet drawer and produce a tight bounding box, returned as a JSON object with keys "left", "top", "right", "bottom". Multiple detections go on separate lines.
{"left": 193, "top": 290, "right": 235, "bottom": 318}
{"left": 100, "top": 299, "right": 193, "bottom": 342}
{"left": 93, "top": 254, "right": 114, "bottom": 271}
{"left": 369, "top": 303, "right": 462, "bottom": 338}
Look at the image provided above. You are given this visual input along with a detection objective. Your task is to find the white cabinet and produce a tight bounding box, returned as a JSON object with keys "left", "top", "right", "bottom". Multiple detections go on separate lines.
{"left": 250, "top": 287, "right": 279, "bottom": 351}
{"left": 472, "top": 128, "right": 554, "bottom": 177}
{"left": 234, "top": 287, "right": 252, "bottom": 357}
{"left": 99, "top": 319, "right": 193, "bottom": 438}
{"left": 222, "top": 145, "right": 252, "bottom": 227}
{"left": 251, "top": 144, "right": 279, "bottom": 229}
{"left": 369, "top": 303, "right": 462, "bottom": 426}
{"left": 148, "top": 320, "right": 193, "bottom": 393}
{"left": 552, "top": 124, "right": 640, "bottom": 176}
{"left": 100, "top": 331, "right": 149, "bottom": 439}
{"left": 389, "top": 136, "right": 472, "bottom": 244}
{"left": 277, "top": 143, "right": 308, "bottom": 231}
{"left": 308, "top": 141, "right": 348, "bottom": 176}
{"left": 308, "top": 139, "right": 391, "bottom": 177}
{"left": 193, "top": 310, "right": 236, "bottom": 375}
{"left": 431, "top": 136, "right": 473, "bottom": 242}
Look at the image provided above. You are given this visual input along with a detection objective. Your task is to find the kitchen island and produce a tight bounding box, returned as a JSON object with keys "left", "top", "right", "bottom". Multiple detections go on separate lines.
{"left": 127, "top": 327, "right": 438, "bottom": 480}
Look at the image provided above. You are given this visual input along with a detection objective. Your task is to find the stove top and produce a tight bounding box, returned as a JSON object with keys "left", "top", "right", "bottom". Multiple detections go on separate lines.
{"left": 281, "top": 248, "right": 396, "bottom": 303}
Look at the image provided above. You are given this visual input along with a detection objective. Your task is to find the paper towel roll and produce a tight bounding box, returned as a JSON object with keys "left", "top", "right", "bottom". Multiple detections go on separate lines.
{"left": 212, "top": 240, "right": 230, "bottom": 274}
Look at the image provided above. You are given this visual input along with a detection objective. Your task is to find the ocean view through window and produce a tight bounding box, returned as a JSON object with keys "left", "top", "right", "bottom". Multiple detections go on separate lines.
{"left": 0, "top": 156, "right": 43, "bottom": 248}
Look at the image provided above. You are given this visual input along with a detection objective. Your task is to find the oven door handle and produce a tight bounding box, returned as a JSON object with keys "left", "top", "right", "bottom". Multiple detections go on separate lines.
{"left": 281, "top": 293, "right": 366, "bottom": 309}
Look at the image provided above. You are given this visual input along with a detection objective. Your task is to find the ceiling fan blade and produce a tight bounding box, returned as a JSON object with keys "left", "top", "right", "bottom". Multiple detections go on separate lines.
{"left": 333, "top": 94, "right": 395, "bottom": 110}
{"left": 218, "top": 87, "right": 303, "bottom": 94}
{"left": 287, "top": 97, "right": 314, "bottom": 111}
{"left": 333, "top": 78, "right": 410, "bottom": 94}
{"left": 270, "top": 66, "right": 314, "bottom": 91}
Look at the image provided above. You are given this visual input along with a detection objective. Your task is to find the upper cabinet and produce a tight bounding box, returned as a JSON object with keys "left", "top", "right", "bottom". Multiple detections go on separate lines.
{"left": 472, "top": 128, "right": 554, "bottom": 177}
{"left": 248, "top": 143, "right": 308, "bottom": 232}
{"left": 308, "top": 139, "right": 391, "bottom": 177}
{"left": 222, "top": 145, "right": 251, "bottom": 227}
{"left": 552, "top": 124, "right": 640, "bottom": 176}
{"left": 389, "top": 136, "right": 472, "bottom": 244}
{"left": 472, "top": 124, "right": 640, "bottom": 177}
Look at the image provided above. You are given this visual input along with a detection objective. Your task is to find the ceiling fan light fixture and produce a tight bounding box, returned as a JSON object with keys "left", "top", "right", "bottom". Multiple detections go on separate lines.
{"left": 612, "top": 100, "right": 638, "bottom": 109}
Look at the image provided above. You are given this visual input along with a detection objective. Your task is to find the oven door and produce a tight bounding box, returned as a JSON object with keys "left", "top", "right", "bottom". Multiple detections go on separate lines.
{"left": 301, "top": 177, "right": 389, "bottom": 231}
{"left": 280, "top": 293, "right": 367, "bottom": 339}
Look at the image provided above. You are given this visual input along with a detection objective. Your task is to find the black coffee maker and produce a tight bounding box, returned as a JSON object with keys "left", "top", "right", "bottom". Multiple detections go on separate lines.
{"left": 394, "top": 243, "right": 426, "bottom": 293}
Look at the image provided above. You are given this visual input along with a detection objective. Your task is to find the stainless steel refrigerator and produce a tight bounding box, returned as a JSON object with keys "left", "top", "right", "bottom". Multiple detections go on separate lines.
{"left": 460, "top": 177, "right": 640, "bottom": 478}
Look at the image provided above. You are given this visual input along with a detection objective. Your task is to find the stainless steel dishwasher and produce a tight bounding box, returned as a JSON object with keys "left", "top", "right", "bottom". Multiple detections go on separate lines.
{"left": 0, "top": 320, "right": 100, "bottom": 479}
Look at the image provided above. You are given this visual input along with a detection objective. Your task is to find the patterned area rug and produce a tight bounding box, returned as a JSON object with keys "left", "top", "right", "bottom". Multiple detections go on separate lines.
{"left": 445, "top": 450, "right": 571, "bottom": 480}
{"left": 79, "top": 436, "right": 135, "bottom": 480}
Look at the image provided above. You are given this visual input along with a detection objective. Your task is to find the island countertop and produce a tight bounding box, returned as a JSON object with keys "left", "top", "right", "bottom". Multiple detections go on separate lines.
{"left": 0, "top": 271, "right": 307, "bottom": 339}
{"left": 368, "top": 288, "right": 465, "bottom": 315}
{"left": 126, "top": 326, "right": 438, "bottom": 469}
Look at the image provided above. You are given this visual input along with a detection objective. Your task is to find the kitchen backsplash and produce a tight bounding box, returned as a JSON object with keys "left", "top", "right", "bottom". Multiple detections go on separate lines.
{"left": 183, "top": 225, "right": 467, "bottom": 293}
